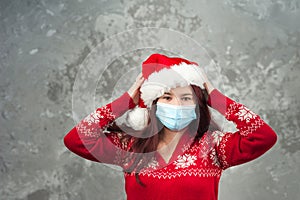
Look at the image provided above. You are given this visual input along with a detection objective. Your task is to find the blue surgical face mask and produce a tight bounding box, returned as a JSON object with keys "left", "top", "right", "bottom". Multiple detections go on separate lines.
{"left": 155, "top": 102, "right": 197, "bottom": 131}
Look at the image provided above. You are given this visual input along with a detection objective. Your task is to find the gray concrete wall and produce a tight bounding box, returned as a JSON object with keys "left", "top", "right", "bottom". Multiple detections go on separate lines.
{"left": 0, "top": 0, "right": 299, "bottom": 199}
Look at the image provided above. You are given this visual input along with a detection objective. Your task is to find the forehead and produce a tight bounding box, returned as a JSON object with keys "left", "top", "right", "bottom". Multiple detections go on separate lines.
{"left": 168, "top": 85, "right": 194, "bottom": 95}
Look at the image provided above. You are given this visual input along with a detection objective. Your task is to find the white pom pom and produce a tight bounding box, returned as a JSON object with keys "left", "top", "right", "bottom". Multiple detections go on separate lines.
{"left": 127, "top": 107, "right": 149, "bottom": 130}
{"left": 115, "top": 107, "right": 149, "bottom": 130}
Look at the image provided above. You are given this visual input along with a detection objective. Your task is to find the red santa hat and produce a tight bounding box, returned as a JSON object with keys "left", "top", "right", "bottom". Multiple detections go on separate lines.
{"left": 116, "top": 53, "right": 206, "bottom": 131}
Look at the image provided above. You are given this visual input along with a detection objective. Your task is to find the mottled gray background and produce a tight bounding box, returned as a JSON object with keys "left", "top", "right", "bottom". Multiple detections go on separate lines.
{"left": 0, "top": 0, "right": 299, "bottom": 200}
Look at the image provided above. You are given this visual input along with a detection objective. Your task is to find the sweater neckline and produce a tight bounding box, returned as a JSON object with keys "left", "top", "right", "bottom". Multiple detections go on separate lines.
{"left": 155, "top": 129, "right": 197, "bottom": 167}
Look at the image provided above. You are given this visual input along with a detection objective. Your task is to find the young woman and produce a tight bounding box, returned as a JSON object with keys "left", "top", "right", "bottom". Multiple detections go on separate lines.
{"left": 64, "top": 53, "right": 277, "bottom": 200}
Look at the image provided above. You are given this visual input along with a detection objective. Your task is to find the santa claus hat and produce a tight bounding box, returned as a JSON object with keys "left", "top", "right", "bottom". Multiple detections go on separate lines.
{"left": 116, "top": 53, "right": 206, "bottom": 131}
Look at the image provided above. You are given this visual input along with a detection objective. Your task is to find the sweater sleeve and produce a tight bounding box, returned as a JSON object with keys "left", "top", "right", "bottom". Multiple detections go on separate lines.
{"left": 207, "top": 89, "right": 277, "bottom": 170}
{"left": 63, "top": 92, "right": 136, "bottom": 165}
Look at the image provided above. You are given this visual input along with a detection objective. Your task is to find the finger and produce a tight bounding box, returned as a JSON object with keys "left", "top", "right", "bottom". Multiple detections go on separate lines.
{"left": 136, "top": 72, "right": 143, "bottom": 80}
{"left": 136, "top": 73, "right": 144, "bottom": 83}
{"left": 136, "top": 77, "right": 145, "bottom": 86}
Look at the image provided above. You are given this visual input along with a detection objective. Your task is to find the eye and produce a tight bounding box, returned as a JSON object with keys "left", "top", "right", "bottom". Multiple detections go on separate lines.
{"left": 162, "top": 96, "right": 172, "bottom": 101}
{"left": 182, "top": 97, "right": 192, "bottom": 101}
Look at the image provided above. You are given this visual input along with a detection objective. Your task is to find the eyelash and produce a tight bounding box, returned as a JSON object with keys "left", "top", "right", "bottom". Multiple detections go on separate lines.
{"left": 162, "top": 96, "right": 192, "bottom": 101}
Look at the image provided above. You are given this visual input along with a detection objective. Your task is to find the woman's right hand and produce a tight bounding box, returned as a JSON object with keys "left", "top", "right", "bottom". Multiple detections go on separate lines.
{"left": 127, "top": 73, "right": 145, "bottom": 105}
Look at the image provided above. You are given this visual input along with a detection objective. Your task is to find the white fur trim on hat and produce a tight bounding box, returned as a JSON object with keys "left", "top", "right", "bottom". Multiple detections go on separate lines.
{"left": 141, "top": 62, "right": 205, "bottom": 108}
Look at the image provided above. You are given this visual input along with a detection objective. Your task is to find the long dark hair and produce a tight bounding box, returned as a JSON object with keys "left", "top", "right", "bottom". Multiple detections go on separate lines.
{"left": 113, "top": 85, "right": 220, "bottom": 186}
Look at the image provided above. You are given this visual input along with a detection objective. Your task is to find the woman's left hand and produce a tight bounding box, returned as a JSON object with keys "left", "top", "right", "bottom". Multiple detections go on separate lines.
{"left": 199, "top": 68, "right": 215, "bottom": 95}
{"left": 203, "top": 81, "right": 215, "bottom": 95}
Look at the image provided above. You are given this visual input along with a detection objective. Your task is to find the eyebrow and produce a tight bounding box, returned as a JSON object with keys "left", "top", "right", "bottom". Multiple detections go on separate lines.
{"left": 163, "top": 92, "right": 193, "bottom": 96}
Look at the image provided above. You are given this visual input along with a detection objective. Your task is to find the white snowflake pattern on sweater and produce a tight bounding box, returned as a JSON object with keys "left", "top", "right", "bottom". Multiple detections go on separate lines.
{"left": 211, "top": 130, "right": 226, "bottom": 146}
{"left": 235, "top": 106, "right": 256, "bottom": 123}
{"left": 174, "top": 154, "right": 197, "bottom": 169}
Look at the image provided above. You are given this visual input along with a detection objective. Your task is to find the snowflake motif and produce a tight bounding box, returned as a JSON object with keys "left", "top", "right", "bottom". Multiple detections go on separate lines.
{"left": 199, "top": 150, "right": 209, "bottom": 167}
{"left": 212, "top": 131, "right": 226, "bottom": 146}
{"left": 147, "top": 157, "right": 159, "bottom": 170}
{"left": 83, "top": 110, "right": 103, "bottom": 126}
{"left": 181, "top": 143, "right": 191, "bottom": 152}
{"left": 199, "top": 149, "right": 208, "bottom": 160}
{"left": 198, "top": 143, "right": 211, "bottom": 166}
{"left": 174, "top": 154, "right": 197, "bottom": 169}
{"left": 235, "top": 106, "right": 256, "bottom": 123}
{"left": 210, "top": 149, "right": 220, "bottom": 167}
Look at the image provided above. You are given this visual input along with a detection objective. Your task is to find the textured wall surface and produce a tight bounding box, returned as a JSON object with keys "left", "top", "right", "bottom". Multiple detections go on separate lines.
{"left": 0, "top": 0, "right": 299, "bottom": 199}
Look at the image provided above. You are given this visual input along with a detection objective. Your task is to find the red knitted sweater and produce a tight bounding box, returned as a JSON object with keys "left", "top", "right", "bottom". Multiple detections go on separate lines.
{"left": 64, "top": 89, "right": 277, "bottom": 200}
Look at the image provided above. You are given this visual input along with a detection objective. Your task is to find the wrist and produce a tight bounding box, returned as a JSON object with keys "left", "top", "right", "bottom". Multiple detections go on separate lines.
{"left": 127, "top": 89, "right": 134, "bottom": 99}
{"left": 204, "top": 82, "right": 215, "bottom": 95}
{"left": 206, "top": 89, "right": 228, "bottom": 115}
{"left": 110, "top": 92, "right": 137, "bottom": 116}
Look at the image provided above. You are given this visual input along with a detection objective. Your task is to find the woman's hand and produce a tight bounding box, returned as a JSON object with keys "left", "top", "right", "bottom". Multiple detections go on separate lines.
{"left": 199, "top": 68, "right": 215, "bottom": 95}
{"left": 127, "top": 73, "right": 145, "bottom": 105}
{"left": 203, "top": 81, "right": 215, "bottom": 95}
